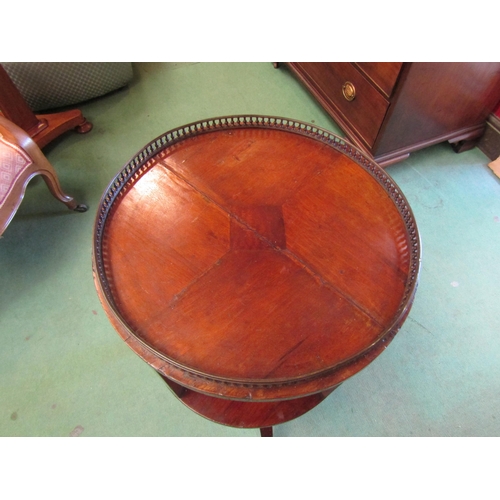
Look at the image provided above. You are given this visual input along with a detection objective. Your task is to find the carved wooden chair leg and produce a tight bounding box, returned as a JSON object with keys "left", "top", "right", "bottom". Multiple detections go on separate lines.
{"left": 260, "top": 426, "right": 273, "bottom": 437}
{"left": 11, "top": 117, "right": 88, "bottom": 213}
{"left": 39, "top": 168, "right": 87, "bottom": 212}
{"left": 0, "top": 115, "right": 88, "bottom": 235}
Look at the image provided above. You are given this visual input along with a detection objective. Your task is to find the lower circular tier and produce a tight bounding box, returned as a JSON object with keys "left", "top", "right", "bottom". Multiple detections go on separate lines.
{"left": 161, "top": 375, "right": 337, "bottom": 428}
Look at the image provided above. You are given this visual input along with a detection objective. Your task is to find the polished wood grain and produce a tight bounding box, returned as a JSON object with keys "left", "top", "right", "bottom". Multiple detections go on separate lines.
{"left": 284, "top": 62, "right": 500, "bottom": 166}
{"left": 290, "top": 62, "right": 389, "bottom": 148}
{"left": 374, "top": 62, "right": 500, "bottom": 156}
{"left": 93, "top": 116, "right": 420, "bottom": 430}
{"left": 0, "top": 65, "right": 41, "bottom": 135}
{"left": 354, "top": 62, "right": 403, "bottom": 98}
{"left": 161, "top": 375, "right": 337, "bottom": 429}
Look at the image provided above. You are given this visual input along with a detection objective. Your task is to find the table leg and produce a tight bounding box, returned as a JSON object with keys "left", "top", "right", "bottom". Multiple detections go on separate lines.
{"left": 260, "top": 427, "right": 273, "bottom": 437}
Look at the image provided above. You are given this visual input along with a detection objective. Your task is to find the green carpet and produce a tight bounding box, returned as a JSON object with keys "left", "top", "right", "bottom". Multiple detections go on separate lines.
{"left": 1, "top": 63, "right": 499, "bottom": 437}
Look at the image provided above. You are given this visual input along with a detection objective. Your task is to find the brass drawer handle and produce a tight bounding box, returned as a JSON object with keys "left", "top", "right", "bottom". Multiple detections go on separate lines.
{"left": 342, "top": 81, "right": 356, "bottom": 101}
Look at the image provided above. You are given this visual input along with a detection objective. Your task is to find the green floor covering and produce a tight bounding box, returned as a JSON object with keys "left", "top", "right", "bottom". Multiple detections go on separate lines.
{"left": 1, "top": 62, "right": 499, "bottom": 437}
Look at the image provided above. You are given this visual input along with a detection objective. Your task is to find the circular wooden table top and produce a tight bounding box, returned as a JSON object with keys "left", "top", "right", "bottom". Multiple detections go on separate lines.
{"left": 93, "top": 116, "right": 420, "bottom": 420}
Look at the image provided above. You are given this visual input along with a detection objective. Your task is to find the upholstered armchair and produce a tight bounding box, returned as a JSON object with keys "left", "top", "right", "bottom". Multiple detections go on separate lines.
{"left": 0, "top": 115, "right": 87, "bottom": 236}
{"left": 0, "top": 62, "right": 133, "bottom": 234}
{"left": 1, "top": 62, "right": 133, "bottom": 112}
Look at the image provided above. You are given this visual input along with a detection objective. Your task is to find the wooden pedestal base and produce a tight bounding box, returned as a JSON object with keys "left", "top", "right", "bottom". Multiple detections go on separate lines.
{"left": 0, "top": 64, "right": 92, "bottom": 149}
{"left": 30, "top": 110, "right": 93, "bottom": 149}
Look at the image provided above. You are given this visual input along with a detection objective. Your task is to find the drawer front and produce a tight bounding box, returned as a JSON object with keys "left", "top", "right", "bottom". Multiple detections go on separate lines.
{"left": 293, "top": 62, "right": 389, "bottom": 148}
{"left": 354, "top": 62, "right": 403, "bottom": 98}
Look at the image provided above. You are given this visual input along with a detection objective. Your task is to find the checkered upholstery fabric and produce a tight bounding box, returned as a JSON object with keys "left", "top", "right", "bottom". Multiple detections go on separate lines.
{"left": 0, "top": 133, "right": 32, "bottom": 207}
{"left": 1, "top": 62, "right": 133, "bottom": 111}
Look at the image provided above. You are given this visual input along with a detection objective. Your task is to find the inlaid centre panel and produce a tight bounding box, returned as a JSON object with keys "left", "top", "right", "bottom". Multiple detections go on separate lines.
{"left": 100, "top": 126, "right": 412, "bottom": 384}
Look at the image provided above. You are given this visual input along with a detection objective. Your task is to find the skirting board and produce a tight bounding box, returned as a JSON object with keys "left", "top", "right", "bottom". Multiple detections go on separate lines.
{"left": 478, "top": 113, "right": 500, "bottom": 161}
{"left": 488, "top": 156, "right": 500, "bottom": 179}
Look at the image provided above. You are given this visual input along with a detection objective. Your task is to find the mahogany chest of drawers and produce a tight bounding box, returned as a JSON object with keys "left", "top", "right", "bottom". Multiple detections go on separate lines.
{"left": 283, "top": 62, "right": 500, "bottom": 166}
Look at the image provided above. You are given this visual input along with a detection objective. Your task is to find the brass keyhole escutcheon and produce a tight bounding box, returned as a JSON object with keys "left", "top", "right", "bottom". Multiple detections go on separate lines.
{"left": 342, "top": 82, "right": 356, "bottom": 101}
